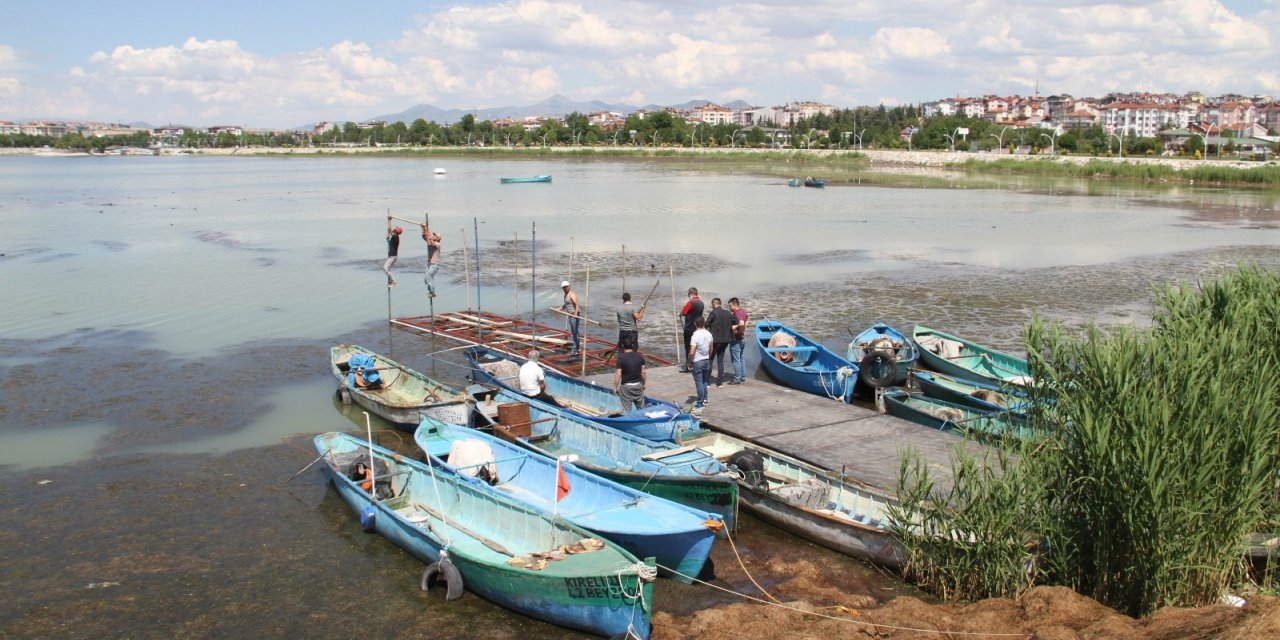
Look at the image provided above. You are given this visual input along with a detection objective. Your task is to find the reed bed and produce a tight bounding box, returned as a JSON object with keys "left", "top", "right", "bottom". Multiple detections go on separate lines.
{"left": 889, "top": 265, "right": 1280, "bottom": 616}
{"left": 953, "top": 157, "right": 1280, "bottom": 187}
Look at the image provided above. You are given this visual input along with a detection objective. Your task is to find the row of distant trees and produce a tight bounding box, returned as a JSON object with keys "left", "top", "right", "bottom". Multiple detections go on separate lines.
{"left": 3, "top": 106, "right": 1274, "bottom": 156}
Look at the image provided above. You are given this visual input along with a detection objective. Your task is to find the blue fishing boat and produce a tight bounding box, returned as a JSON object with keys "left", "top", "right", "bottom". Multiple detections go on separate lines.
{"left": 753, "top": 320, "right": 858, "bottom": 402}
{"left": 912, "top": 325, "right": 1032, "bottom": 386}
{"left": 500, "top": 174, "right": 552, "bottom": 184}
{"left": 880, "top": 388, "right": 1034, "bottom": 441}
{"left": 331, "top": 344, "right": 472, "bottom": 430}
{"left": 803, "top": 177, "right": 826, "bottom": 188}
{"left": 414, "top": 416, "right": 722, "bottom": 583}
{"left": 469, "top": 385, "right": 738, "bottom": 529}
{"left": 465, "top": 345, "right": 703, "bottom": 443}
{"left": 910, "top": 370, "right": 1032, "bottom": 416}
{"left": 314, "top": 431, "right": 654, "bottom": 639}
{"left": 847, "top": 322, "right": 919, "bottom": 387}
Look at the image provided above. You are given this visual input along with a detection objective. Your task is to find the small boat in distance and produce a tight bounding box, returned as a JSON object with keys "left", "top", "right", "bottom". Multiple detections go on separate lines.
{"left": 787, "top": 178, "right": 802, "bottom": 187}
{"left": 803, "top": 177, "right": 826, "bottom": 188}
{"left": 331, "top": 344, "right": 472, "bottom": 430}
{"left": 500, "top": 175, "right": 552, "bottom": 184}
{"left": 314, "top": 431, "right": 654, "bottom": 639}
{"left": 433, "top": 167, "right": 446, "bottom": 175}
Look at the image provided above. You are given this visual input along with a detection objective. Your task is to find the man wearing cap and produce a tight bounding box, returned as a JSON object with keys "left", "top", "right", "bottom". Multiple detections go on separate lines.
{"left": 383, "top": 217, "right": 403, "bottom": 288}
{"left": 560, "top": 280, "right": 581, "bottom": 356}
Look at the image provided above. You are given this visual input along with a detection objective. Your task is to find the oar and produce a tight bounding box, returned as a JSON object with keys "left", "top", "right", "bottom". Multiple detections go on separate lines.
{"left": 638, "top": 279, "right": 660, "bottom": 309}
{"left": 389, "top": 215, "right": 424, "bottom": 226}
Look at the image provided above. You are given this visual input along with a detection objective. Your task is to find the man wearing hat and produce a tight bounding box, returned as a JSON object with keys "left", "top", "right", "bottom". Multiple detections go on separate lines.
{"left": 560, "top": 280, "right": 581, "bottom": 355}
{"left": 383, "top": 217, "right": 403, "bottom": 287}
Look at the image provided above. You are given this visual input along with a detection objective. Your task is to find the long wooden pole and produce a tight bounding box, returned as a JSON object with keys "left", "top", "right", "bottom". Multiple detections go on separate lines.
{"left": 460, "top": 226, "right": 471, "bottom": 311}
{"left": 512, "top": 231, "right": 519, "bottom": 315}
{"left": 669, "top": 257, "right": 681, "bottom": 367}
{"left": 580, "top": 265, "right": 590, "bottom": 375}
{"left": 621, "top": 244, "right": 627, "bottom": 294}
{"left": 473, "top": 217, "right": 482, "bottom": 344}
{"left": 639, "top": 279, "right": 661, "bottom": 308}
{"left": 530, "top": 222, "right": 537, "bottom": 350}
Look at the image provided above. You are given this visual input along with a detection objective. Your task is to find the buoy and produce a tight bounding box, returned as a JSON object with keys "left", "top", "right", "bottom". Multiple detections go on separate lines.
{"left": 359, "top": 504, "right": 377, "bottom": 532}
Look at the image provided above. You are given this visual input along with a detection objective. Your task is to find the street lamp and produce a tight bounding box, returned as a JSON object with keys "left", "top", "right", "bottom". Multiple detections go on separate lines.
{"left": 989, "top": 126, "right": 1008, "bottom": 153}
{"left": 613, "top": 129, "right": 623, "bottom": 145}
{"left": 1109, "top": 132, "right": 1123, "bottom": 157}
{"left": 541, "top": 132, "right": 550, "bottom": 147}
{"left": 943, "top": 131, "right": 957, "bottom": 152}
{"left": 731, "top": 130, "right": 745, "bottom": 148}
{"left": 805, "top": 130, "right": 817, "bottom": 149}
{"left": 651, "top": 131, "right": 659, "bottom": 147}
{"left": 1039, "top": 131, "right": 1058, "bottom": 156}
{"left": 854, "top": 128, "right": 866, "bottom": 150}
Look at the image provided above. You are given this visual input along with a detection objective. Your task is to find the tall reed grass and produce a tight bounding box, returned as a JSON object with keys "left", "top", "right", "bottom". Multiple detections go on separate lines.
{"left": 889, "top": 265, "right": 1280, "bottom": 616}
{"left": 954, "top": 158, "right": 1280, "bottom": 187}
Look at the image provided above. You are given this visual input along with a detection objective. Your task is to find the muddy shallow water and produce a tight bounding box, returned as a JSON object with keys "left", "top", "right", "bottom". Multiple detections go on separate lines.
{"left": 1, "top": 155, "right": 1278, "bottom": 638}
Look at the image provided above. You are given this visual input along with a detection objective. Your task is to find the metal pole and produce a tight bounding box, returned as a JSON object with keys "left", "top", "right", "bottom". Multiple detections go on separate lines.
{"left": 473, "top": 217, "right": 481, "bottom": 343}
{"left": 531, "top": 222, "right": 537, "bottom": 350}
{"left": 460, "top": 226, "right": 471, "bottom": 311}
{"left": 668, "top": 257, "right": 681, "bottom": 367}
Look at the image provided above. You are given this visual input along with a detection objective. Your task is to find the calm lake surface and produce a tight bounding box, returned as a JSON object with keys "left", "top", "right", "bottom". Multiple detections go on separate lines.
{"left": 1, "top": 154, "right": 1277, "bottom": 638}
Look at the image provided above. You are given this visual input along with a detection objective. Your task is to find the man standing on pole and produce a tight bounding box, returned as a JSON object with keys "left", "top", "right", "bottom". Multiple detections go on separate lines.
{"left": 561, "top": 281, "right": 581, "bottom": 356}
{"left": 420, "top": 223, "right": 441, "bottom": 298}
{"left": 383, "top": 217, "right": 403, "bottom": 288}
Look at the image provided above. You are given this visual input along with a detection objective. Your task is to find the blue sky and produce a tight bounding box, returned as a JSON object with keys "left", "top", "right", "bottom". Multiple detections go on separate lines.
{"left": 2, "top": 1, "right": 1277, "bottom": 128}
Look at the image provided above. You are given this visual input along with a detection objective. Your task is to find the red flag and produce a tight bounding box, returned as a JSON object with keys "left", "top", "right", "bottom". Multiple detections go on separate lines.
{"left": 556, "top": 460, "right": 572, "bottom": 502}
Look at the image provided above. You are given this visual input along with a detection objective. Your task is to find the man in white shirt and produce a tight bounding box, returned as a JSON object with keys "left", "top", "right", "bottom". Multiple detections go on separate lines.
{"left": 517, "top": 349, "right": 562, "bottom": 407}
{"left": 687, "top": 317, "right": 713, "bottom": 411}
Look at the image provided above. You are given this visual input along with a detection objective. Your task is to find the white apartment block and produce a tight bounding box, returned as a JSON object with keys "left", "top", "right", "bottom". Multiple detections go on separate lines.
{"left": 1101, "top": 103, "right": 1183, "bottom": 138}
{"left": 693, "top": 104, "right": 734, "bottom": 125}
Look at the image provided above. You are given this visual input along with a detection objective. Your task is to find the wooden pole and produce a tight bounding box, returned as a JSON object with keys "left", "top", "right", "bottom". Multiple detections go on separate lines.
{"left": 512, "top": 231, "right": 519, "bottom": 315}
{"left": 548, "top": 307, "right": 602, "bottom": 325}
{"left": 460, "top": 226, "right": 471, "bottom": 311}
{"left": 669, "top": 257, "right": 681, "bottom": 367}
{"left": 388, "top": 215, "right": 421, "bottom": 226}
{"left": 621, "top": 244, "right": 627, "bottom": 294}
{"left": 530, "top": 222, "right": 538, "bottom": 350}
{"left": 473, "top": 217, "right": 482, "bottom": 344}
{"left": 580, "top": 265, "right": 590, "bottom": 375}
{"left": 639, "top": 279, "right": 661, "bottom": 308}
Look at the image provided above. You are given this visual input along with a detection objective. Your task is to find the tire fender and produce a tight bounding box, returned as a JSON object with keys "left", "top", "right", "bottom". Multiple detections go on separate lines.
{"left": 421, "top": 558, "right": 464, "bottom": 602}
{"left": 858, "top": 352, "right": 899, "bottom": 389}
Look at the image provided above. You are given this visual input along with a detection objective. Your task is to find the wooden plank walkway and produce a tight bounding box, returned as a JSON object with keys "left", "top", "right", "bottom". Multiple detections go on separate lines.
{"left": 585, "top": 365, "right": 987, "bottom": 494}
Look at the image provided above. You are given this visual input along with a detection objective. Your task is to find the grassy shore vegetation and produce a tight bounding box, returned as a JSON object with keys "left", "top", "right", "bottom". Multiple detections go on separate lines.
{"left": 889, "top": 265, "right": 1280, "bottom": 616}
{"left": 954, "top": 157, "right": 1280, "bottom": 187}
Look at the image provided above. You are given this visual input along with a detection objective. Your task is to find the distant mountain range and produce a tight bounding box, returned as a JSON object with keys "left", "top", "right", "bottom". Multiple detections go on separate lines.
{"left": 368, "top": 94, "right": 755, "bottom": 125}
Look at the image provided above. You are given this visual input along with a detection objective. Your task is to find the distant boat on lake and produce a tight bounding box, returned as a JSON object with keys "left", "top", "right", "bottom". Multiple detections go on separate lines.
{"left": 433, "top": 167, "right": 447, "bottom": 175}
{"left": 803, "top": 177, "right": 825, "bottom": 188}
{"left": 500, "top": 175, "right": 552, "bottom": 184}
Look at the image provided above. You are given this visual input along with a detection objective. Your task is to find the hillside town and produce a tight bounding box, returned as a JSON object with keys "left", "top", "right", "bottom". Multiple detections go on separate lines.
{"left": 4, "top": 90, "right": 1279, "bottom": 158}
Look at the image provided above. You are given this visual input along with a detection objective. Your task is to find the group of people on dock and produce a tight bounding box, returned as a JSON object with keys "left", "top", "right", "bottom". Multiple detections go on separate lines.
{"left": 680, "top": 288, "right": 748, "bottom": 413}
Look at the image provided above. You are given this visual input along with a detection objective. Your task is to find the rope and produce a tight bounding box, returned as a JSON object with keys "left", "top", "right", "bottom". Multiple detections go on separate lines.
{"left": 655, "top": 562, "right": 1033, "bottom": 638}
{"left": 611, "top": 561, "right": 655, "bottom": 614}
{"left": 725, "top": 526, "right": 781, "bottom": 603}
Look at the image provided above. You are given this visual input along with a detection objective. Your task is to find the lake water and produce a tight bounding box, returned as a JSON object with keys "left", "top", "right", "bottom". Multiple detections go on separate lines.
{"left": 1, "top": 154, "right": 1277, "bottom": 638}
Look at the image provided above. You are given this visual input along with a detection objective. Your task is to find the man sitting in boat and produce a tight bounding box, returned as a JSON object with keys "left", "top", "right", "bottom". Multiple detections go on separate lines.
{"left": 517, "top": 349, "right": 563, "bottom": 407}
{"left": 346, "top": 353, "right": 383, "bottom": 389}
{"left": 767, "top": 331, "right": 799, "bottom": 363}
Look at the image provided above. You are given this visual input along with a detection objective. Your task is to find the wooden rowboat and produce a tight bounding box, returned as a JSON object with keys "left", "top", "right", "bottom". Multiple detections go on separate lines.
{"left": 500, "top": 174, "right": 552, "bottom": 183}
{"left": 331, "top": 344, "right": 472, "bottom": 430}
{"left": 880, "top": 388, "right": 1033, "bottom": 441}
{"left": 910, "top": 370, "right": 1032, "bottom": 416}
{"left": 314, "top": 431, "right": 655, "bottom": 639}
{"left": 465, "top": 345, "right": 703, "bottom": 443}
{"left": 754, "top": 320, "right": 858, "bottom": 402}
{"left": 680, "top": 431, "right": 906, "bottom": 570}
{"left": 912, "top": 325, "right": 1032, "bottom": 386}
{"left": 415, "top": 417, "right": 722, "bottom": 583}
{"left": 469, "top": 385, "right": 739, "bottom": 530}
{"left": 847, "top": 322, "right": 919, "bottom": 387}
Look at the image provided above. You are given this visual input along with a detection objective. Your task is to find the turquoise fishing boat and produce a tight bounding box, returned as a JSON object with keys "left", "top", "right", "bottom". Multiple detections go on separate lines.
{"left": 681, "top": 431, "right": 906, "bottom": 569}
{"left": 331, "top": 344, "right": 472, "bottom": 430}
{"left": 754, "top": 320, "right": 858, "bottom": 402}
{"left": 469, "top": 385, "right": 738, "bottom": 529}
{"left": 880, "top": 388, "right": 1034, "bottom": 441}
{"left": 912, "top": 325, "right": 1032, "bottom": 386}
{"left": 314, "top": 431, "right": 654, "bottom": 639}
{"left": 500, "top": 174, "right": 552, "bottom": 183}
{"left": 910, "top": 370, "right": 1032, "bottom": 416}
{"left": 847, "top": 322, "right": 919, "bottom": 387}
{"left": 465, "top": 345, "right": 703, "bottom": 443}
{"left": 415, "top": 416, "right": 722, "bottom": 583}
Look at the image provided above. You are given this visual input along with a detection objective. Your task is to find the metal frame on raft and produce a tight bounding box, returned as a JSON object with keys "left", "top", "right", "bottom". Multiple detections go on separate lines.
{"left": 392, "top": 310, "right": 674, "bottom": 377}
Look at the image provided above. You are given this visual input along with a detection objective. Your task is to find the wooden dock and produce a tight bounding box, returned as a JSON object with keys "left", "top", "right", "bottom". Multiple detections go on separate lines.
{"left": 585, "top": 365, "right": 987, "bottom": 494}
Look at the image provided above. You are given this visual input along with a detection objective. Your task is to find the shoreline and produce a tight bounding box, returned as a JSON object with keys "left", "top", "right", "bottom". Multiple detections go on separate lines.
{"left": 2, "top": 144, "right": 1269, "bottom": 169}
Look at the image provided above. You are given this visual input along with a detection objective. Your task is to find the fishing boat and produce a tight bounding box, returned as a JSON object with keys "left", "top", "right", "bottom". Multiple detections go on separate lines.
{"left": 415, "top": 416, "right": 722, "bottom": 583}
{"left": 331, "top": 344, "right": 472, "bottom": 430}
{"left": 787, "top": 178, "right": 802, "bottom": 187}
{"left": 314, "top": 431, "right": 655, "bottom": 639}
{"left": 803, "top": 177, "right": 826, "bottom": 188}
{"left": 880, "top": 388, "right": 1033, "bottom": 441}
{"left": 469, "top": 385, "right": 739, "bottom": 529}
{"left": 499, "top": 174, "right": 552, "bottom": 184}
{"left": 680, "top": 431, "right": 906, "bottom": 569}
{"left": 912, "top": 325, "right": 1032, "bottom": 386}
{"left": 910, "top": 370, "right": 1032, "bottom": 416}
{"left": 754, "top": 320, "right": 858, "bottom": 402}
{"left": 847, "top": 322, "right": 919, "bottom": 387}
{"left": 465, "top": 345, "right": 703, "bottom": 443}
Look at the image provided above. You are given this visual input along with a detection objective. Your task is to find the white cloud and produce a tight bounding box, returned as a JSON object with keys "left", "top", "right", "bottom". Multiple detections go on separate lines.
{"left": 869, "top": 27, "right": 951, "bottom": 61}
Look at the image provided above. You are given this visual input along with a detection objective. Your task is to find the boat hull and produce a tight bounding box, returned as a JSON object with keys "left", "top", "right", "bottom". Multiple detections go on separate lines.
{"left": 414, "top": 418, "right": 720, "bottom": 583}
{"left": 466, "top": 346, "right": 702, "bottom": 443}
{"left": 910, "top": 370, "right": 1030, "bottom": 416}
{"left": 881, "top": 388, "right": 1032, "bottom": 441}
{"left": 500, "top": 175, "right": 552, "bottom": 183}
{"left": 912, "top": 325, "right": 1031, "bottom": 386}
{"left": 315, "top": 432, "right": 653, "bottom": 639}
{"left": 754, "top": 320, "right": 857, "bottom": 401}
{"left": 331, "top": 344, "right": 472, "bottom": 430}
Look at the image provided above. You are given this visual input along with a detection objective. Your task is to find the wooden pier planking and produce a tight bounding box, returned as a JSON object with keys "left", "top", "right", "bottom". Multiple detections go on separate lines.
{"left": 585, "top": 365, "right": 984, "bottom": 494}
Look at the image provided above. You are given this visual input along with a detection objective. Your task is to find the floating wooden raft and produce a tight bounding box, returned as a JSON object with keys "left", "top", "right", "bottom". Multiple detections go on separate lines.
{"left": 394, "top": 310, "right": 674, "bottom": 377}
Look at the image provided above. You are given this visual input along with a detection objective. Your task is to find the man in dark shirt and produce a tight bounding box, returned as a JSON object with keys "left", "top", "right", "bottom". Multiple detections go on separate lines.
{"left": 612, "top": 336, "right": 646, "bottom": 412}
{"left": 705, "top": 297, "right": 735, "bottom": 386}
{"left": 678, "top": 287, "right": 703, "bottom": 372}
{"left": 383, "top": 217, "right": 403, "bottom": 287}
{"left": 616, "top": 292, "right": 645, "bottom": 350}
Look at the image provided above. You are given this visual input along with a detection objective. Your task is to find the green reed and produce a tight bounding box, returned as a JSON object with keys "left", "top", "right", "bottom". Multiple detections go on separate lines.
{"left": 953, "top": 158, "right": 1280, "bottom": 187}
{"left": 889, "top": 265, "right": 1280, "bottom": 616}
